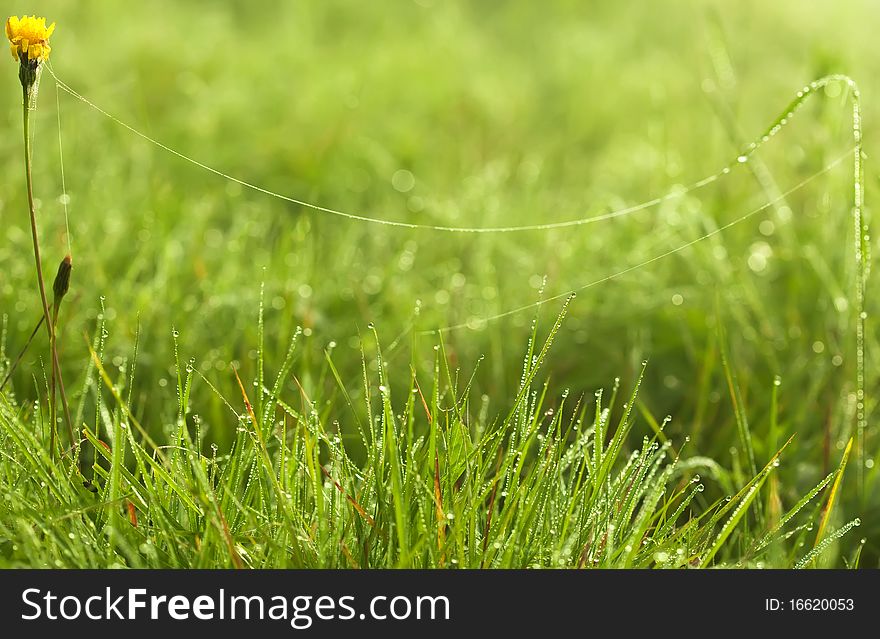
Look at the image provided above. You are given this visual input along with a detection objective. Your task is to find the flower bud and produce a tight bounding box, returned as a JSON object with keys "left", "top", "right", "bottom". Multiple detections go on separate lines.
{"left": 52, "top": 254, "right": 72, "bottom": 303}
{"left": 6, "top": 15, "right": 55, "bottom": 89}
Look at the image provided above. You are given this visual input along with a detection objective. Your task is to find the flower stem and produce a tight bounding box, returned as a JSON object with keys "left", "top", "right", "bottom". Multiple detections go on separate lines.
{"left": 52, "top": 305, "right": 75, "bottom": 457}
{"left": 22, "top": 86, "right": 74, "bottom": 452}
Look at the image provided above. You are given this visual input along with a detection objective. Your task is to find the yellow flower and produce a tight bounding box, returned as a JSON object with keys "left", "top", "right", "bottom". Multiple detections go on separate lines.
{"left": 6, "top": 15, "right": 55, "bottom": 63}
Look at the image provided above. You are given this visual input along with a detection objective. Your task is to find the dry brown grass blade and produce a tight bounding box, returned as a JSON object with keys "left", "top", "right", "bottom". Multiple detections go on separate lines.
{"left": 233, "top": 366, "right": 257, "bottom": 423}
{"left": 340, "top": 541, "right": 360, "bottom": 568}
{"left": 412, "top": 372, "right": 432, "bottom": 425}
{"left": 126, "top": 501, "right": 138, "bottom": 527}
{"left": 815, "top": 437, "right": 853, "bottom": 548}
{"left": 320, "top": 464, "right": 376, "bottom": 527}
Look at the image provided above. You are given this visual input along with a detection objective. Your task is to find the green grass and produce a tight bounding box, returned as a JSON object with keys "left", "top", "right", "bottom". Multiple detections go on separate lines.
{"left": 0, "top": 304, "right": 862, "bottom": 568}
{"left": 0, "top": 0, "right": 878, "bottom": 568}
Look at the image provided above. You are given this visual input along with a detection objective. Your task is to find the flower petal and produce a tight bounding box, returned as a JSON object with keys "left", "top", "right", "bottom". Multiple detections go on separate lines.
{"left": 6, "top": 15, "right": 54, "bottom": 63}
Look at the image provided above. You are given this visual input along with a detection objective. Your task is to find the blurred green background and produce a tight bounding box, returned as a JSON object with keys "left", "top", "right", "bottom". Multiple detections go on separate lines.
{"left": 1, "top": 1, "right": 878, "bottom": 561}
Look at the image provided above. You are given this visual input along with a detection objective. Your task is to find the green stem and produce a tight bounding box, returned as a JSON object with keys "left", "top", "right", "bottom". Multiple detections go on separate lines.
{"left": 22, "top": 85, "right": 73, "bottom": 452}
{"left": 52, "top": 306, "right": 75, "bottom": 455}
{"left": 0, "top": 316, "right": 43, "bottom": 391}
